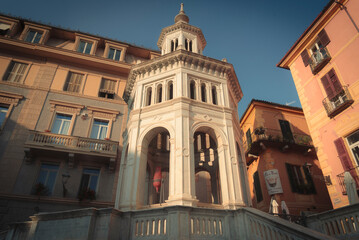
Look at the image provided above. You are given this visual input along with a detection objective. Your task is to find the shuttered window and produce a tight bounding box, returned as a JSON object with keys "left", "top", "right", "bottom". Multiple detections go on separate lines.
{"left": 286, "top": 163, "right": 316, "bottom": 194}
{"left": 3, "top": 61, "right": 28, "bottom": 83}
{"left": 99, "top": 78, "right": 116, "bottom": 99}
{"left": 301, "top": 29, "right": 330, "bottom": 67}
{"left": 301, "top": 50, "right": 310, "bottom": 67}
{"left": 246, "top": 129, "right": 252, "bottom": 148}
{"left": 63, "top": 72, "right": 83, "bottom": 93}
{"left": 334, "top": 137, "right": 354, "bottom": 171}
{"left": 318, "top": 29, "right": 330, "bottom": 47}
{"left": 253, "top": 171, "right": 263, "bottom": 202}
{"left": 321, "top": 69, "right": 342, "bottom": 99}
{"left": 279, "top": 120, "right": 294, "bottom": 143}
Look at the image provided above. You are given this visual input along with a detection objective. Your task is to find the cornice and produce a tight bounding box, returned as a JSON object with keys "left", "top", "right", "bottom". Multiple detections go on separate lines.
{"left": 157, "top": 22, "right": 206, "bottom": 49}
{"left": 123, "top": 50, "right": 242, "bottom": 103}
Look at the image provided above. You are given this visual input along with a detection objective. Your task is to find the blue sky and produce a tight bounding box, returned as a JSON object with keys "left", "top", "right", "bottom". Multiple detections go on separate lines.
{"left": 2, "top": 0, "right": 329, "bottom": 117}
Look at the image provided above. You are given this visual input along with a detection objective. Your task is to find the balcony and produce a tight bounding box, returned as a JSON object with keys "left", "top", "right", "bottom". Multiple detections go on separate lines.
{"left": 24, "top": 130, "right": 118, "bottom": 170}
{"left": 309, "top": 47, "right": 331, "bottom": 74}
{"left": 243, "top": 128, "right": 314, "bottom": 164}
{"left": 322, "top": 86, "right": 354, "bottom": 118}
{"left": 336, "top": 166, "right": 359, "bottom": 195}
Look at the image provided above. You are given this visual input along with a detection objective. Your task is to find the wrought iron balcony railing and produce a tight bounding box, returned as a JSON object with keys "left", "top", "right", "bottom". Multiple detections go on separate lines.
{"left": 309, "top": 48, "right": 331, "bottom": 74}
{"left": 336, "top": 166, "right": 359, "bottom": 195}
{"left": 25, "top": 130, "right": 118, "bottom": 157}
{"left": 322, "top": 86, "right": 354, "bottom": 118}
{"left": 243, "top": 127, "right": 313, "bottom": 156}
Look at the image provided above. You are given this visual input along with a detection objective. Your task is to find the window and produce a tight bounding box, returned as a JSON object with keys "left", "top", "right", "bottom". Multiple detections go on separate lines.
{"left": 171, "top": 39, "right": 178, "bottom": 52}
{"left": 51, "top": 113, "right": 72, "bottom": 135}
{"left": 156, "top": 84, "right": 163, "bottom": 103}
{"left": 190, "top": 81, "right": 196, "bottom": 100}
{"left": 3, "top": 61, "right": 28, "bottom": 83}
{"left": 168, "top": 81, "right": 173, "bottom": 100}
{"left": 35, "top": 164, "right": 59, "bottom": 195}
{"left": 212, "top": 86, "right": 218, "bottom": 105}
{"left": 0, "top": 23, "right": 11, "bottom": 36}
{"left": 63, "top": 72, "right": 83, "bottom": 93}
{"left": 185, "top": 39, "right": 192, "bottom": 52}
{"left": 286, "top": 163, "right": 316, "bottom": 194}
{"left": 108, "top": 48, "right": 121, "bottom": 61}
{"left": 279, "top": 120, "right": 294, "bottom": 143}
{"left": 145, "top": 87, "right": 152, "bottom": 106}
{"left": 0, "top": 105, "right": 8, "bottom": 128}
{"left": 201, "top": 83, "right": 206, "bottom": 102}
{"left": 90, "top": 119, "right": 108, "bottom": 140}
{"left": 77, "top": 40, "right": 93, "bottom": 54}
{"left": 25, "top": 30, "right": 43, "bottom": 43}
{"left": 246, "top": 129, "right": 252, "bottom": 148}
{"left": 347, "top": 130, "right": 359, "bottom": 166}
{"left": 79, "top": 169, "right": 100, "bottom": 193}
{"left": 301, "top": 29, "right": 330, "bottom": 74}
{"left": 99, "top": 78, "right": 116, "bottom": 99}
{"left": 321, "top": 69, "right": 353, "bottom": 117}
{"left": 253, "top": 171, "right": 263, "bottom": 202}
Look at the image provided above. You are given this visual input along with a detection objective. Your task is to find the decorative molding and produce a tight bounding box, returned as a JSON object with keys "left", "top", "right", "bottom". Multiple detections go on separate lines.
{"left": 87, "top": 106, "right": 120, "bottom": 121}
{"left": 0, "top": 91, "right": 24, "bottom": 106}
{"left": 49, "top": 100, "right": 84, "bottom": 115}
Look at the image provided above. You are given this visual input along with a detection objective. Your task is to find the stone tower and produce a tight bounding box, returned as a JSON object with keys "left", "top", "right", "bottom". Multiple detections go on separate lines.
{"left": 116, "top": 4, "right": 251, "bottom": 210}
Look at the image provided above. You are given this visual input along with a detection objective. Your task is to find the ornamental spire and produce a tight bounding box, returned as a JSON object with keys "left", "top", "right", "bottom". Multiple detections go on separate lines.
{"left": 174, "top": 3, "right": 189, "bottom": 23}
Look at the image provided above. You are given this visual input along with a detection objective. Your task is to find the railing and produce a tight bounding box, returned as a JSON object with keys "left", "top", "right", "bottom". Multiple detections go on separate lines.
{"left": 309, "top": 48, "right": 331, "bottom": 74}
{"left": 25, "top": 130, "right": 118, "bottom": 156}
{"left": 243, "top": 127, "right": 313, "bottom": 153}
{"left": 306, "top": 202, "right": 359, "bottom": 239}
{"left": 337, "top": 166, "right": 359, "bottom": 195}
{"left": 322, "top": 86, "right": 354, "bottom": 118}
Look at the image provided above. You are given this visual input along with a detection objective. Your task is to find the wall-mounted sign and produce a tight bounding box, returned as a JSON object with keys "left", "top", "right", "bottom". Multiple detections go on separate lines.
{"left": 264, "top": 169, "right": 283, "bottom": 195}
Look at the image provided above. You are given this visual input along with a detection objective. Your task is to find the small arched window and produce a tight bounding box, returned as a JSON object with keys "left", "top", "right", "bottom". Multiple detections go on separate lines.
{"left": 190, "top": 81, "right": 196, "bottom": 100}
{"left": 146, "top": 87, "right": 152, "bottom": 106}
{"left": 212, "top": 86, "right": 218, "bottom": 105}
{"left": 189, "top": 40, "right": 192, "bottom": 52}
{"left": 201, "top": 83, "right": 206, "bottom": 102}
{"left": 157, "top": 84, "right": 163, "bottom": 103}
{"left": 185, "top": 39, "right": 188, "bottom": 51}
{"left": 168, "top": 81, "right": 173, "bottom": 100}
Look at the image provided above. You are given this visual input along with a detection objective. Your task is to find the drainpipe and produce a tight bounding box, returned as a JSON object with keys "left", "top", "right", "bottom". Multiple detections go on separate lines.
{"left": 334, "top": 1, "right": 359, "bottom": 33}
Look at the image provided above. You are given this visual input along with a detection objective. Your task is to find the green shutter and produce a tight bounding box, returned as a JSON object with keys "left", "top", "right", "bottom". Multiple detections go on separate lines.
{"left": 253, "top": 171, "right": 263, "bottom": 202}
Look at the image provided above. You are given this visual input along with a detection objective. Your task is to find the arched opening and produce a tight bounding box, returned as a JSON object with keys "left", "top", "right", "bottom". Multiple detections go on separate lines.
{"left": 201, "top": 84, "right": 206, "bottom": 102}
{"left": 185, "top": 39, "right": 193, "bottom": 52}
{"left": 168, "top": 81, "right": 173, "bottom": 100}
{"left": 212, "top": 86, "right": 218, "bottom": 105}
{"left": 190, "top": 81, "right": 196, "bottom": 100}
{"left": 171, "top": 39, "right": 178, "bottom": 52}
{"left": 194, "top": 131, "right": 221, "bottom": 204}
{"left": 156, "top": 84, "right": 162, "bottom": 103}
{"left": 144, "top": 129, "right": 170, "bottom": 205}
{"left": 145, "top": 87, "right": 152, "bottom": 106}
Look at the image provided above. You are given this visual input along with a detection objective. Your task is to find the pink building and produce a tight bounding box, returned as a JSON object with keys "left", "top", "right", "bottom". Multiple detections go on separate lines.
{"left": 240, "top": 100, "right": 332, "bottom": 215}
{"left": 278, "top": 0, "right": 359, "bottom": 208}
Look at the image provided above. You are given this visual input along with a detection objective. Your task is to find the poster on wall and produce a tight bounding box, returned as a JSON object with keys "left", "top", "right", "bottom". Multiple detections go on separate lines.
{"left": 264, "top": 169, "right": 283, "bottom": 195}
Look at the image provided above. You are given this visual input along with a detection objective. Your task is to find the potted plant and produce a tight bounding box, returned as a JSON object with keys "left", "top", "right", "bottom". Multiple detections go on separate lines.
{"left": 78, "top": 188, "right": 96, "bottom": 201}
{"left": 254, "top": 127, "right": 265, "bottom": 135}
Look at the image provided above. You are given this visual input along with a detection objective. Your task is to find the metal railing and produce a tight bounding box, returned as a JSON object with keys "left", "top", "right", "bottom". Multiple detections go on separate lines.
{"left": 309, "top": 48, "right": 331, "bottom": 74}
{"left": 322, "top": 86, "right": 354, "bottom": 118}
{"left": 243, "top": 127, "right": 313, "bottom": 153}
{"left": 337, "top": 166, "right": 359, "bottom": 195}
{"left": 25, "top": 130, "right": 118, "bottom": 156}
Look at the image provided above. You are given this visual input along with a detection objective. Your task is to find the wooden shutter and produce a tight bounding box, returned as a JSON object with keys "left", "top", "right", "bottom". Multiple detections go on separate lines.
{"left": 246, "top": 129, "right": 252, "bottom": 148}
{"left": 303, "top": 167, "right": 316, "bottom": 194}
{"left": 279, "top": 120, "right": 294, "bottom": 142}
{"left": 318, "top": 29, "right": 330, "bottom": 47}
{"left": 253, "top": 171, "right": 263, "bottom": 202}
{"left": 286, "top": 163, "right": 297, "bottom": 193}
{"left": 334, "top": 137, "right": 354, "bottom": 171}
{"left": 301, "top": 50, "right": 311, "bottom": 67}
{"left": 328, "top": 69, "right": 343, "bottom": 94}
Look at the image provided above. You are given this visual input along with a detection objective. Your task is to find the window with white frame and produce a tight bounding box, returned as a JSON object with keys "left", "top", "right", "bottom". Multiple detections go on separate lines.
{"left": 347, "top": 130, "right": 359, "bottom": 166}
{"left": 79, "top": 168, "right": 100, "bottom": 193}
{"left": 77, "top": 40, "right": 93, "bottom": 54}
{"left": 51, "top": 113, "right": 72, "bottom": 135}
{"left": 35, "top": 164, "right": 59, "bottom": 195}
{"left": 99, "top": 78, "right": 116, "bottom": 99}
{"left": 108, "top": 48, "right": 121, "bottom": 61}
{"left": 90, "top": 119, "right": 108, "bottom": 140}
{"left": 63, "top": 72, "right": 83, "bottom": 93}
{"left": 0, "top": 105, "right": 8, "bottom": 128}
{"left": 25, "top": 29, "right": 43, "bottom": 43}
{"left": 3, "top": 61, "right": 28, "bottom": 83}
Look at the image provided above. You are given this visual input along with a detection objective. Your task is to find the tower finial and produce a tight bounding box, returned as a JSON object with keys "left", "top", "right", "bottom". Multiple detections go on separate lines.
{"left": 175, "top": 3, "right": 189, "bottom": 23}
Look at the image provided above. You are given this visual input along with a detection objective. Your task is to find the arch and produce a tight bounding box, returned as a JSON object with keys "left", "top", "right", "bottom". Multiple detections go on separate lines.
{"left": 156, "top": 84, "right": 163, "bottom": 103}
{"left": 167, "top": 81, "right": 173, "bottom": 100}
{"left": 190, "top": 80, "right": 196, "bottom": 100}
{"left": 138, "top": 123, "right": 175, "bottom": 148}
{"left": 212, "top": 86, "right": 218, "bottom": 105}
{"left": 191, "top": 122, "right": 228, "bottom": 148}
{"left": 145, "top": 87, "right": 152, "bottom": 106}
{"left": 201, "top": 83, "right": 206, "bottom": 102}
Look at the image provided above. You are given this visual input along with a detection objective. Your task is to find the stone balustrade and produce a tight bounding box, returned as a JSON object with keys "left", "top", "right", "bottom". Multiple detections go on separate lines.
{"left": 305, "top": 203, "right": 359, "bottom": 239}
{"left": 25, "top": 130, "right": 118, "bottom": 157}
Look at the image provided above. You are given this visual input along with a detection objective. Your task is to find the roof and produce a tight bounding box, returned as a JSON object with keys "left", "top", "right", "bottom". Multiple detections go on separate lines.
{"left": 239, "top": 99, "right": 303, "bottom": 123}
{"left": 277, "top": 0, "right": 339, "bottom": 69}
